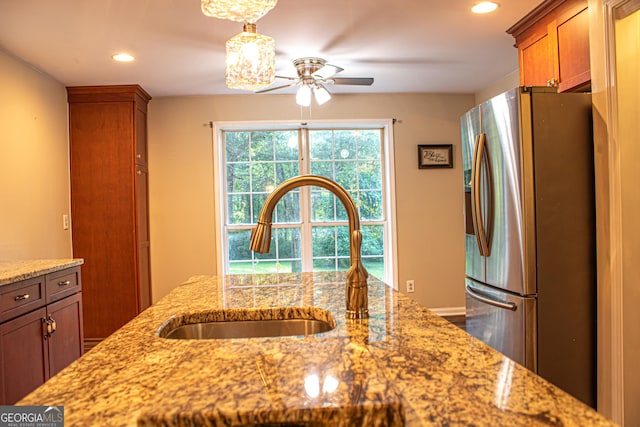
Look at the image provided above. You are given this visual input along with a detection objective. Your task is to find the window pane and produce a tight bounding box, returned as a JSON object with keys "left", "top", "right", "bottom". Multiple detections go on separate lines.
{"left": 358, "top": 130, "right": 382, "bottom": 160}
{"left": 311, "top": 189, "right": 335, "bottom": 222}
{"left": 228, "top": 230, "right": 252, "bottom": 261}
{"left": 335, "top": 130, "right": 357, "bottom": 160}
{"left": 310, "top": 160, "right": 333, "bottom": 179}
{"left": 359, "top": 190, "right": 383, "bottom": 220}
{"left": 362, "top": 225, "right": 384, "bottom": 256}
{"left": 336, "top": 226, "right": 349, "bottom": 257}
{"left": 358, "top": 160, "right": 382, "bottom": 190}
{"left": 336, "top": 195, "right": 348, "bottom": 221}
{"left": 275, "top": 161, "right": 299, "bottom": 183}
{"left": 251, "top": 193, "right": 267, "bottom": 224}
{"left": 275, "top": 131, "right": 299, "bottom": 161}
{"left": 363, "top": 257, "right": 384, "bottom": 280}
{"left": 337, "top": 257, "right": 350, "bottom": 270}
{"left": 312, "top": 227, "right": 335, "bottom": 257}
{"left": 312, "top": 226, "right": 349, "bottom": 267}
{"left": 309, "top": 130, "right": 333, "bottom": 160}
{"left": 251, "top": 162, "right": 274, "bottom": 193}
{"left": 313, "top": 258, "right": 336, "bottom": 271}
{"left": 228, "top": 194, "right": 251, "bottom": 224}
{"left": 277, "top": 227, "right": 301, "bottom": 259}
{"left": 335, "top": 161, "right": 356, "bottom": 191}
{"left": 275, "top": 191, "right": 300, "bottom": 223}
{"left": 227, "top": 163, "right": 250, "bottom": 193}
{"left": 226, "top": 132, "right": 250, "bottom": 162}
{"left": 276, "top": 227, "right": 302, "bottom": 273}
{"left": 251, "top": 131, "right": 274, "bottom": 161}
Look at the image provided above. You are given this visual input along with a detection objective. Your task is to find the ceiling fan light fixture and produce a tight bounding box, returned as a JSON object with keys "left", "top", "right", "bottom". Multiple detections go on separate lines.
{"left": 201, "top": 0, "right": 278, "bottom": 23}
{"left": 296, "top": 85, "right": 312, "bottom": 107}
{"left": 313, "top": 84, "right": 331, "bottom": 105}
{"left": 225, "top": 23, "right": 275, "bottom": 91}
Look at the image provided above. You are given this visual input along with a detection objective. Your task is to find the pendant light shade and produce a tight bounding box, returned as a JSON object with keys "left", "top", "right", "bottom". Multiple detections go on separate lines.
{"left": 201, "top": 0, "right": 278, "bottom": 23}
{"left": 313, "top": 84, "right": 331, "bottom": 105}
{"left": 226, "top": 23, "right": 275, "bottom": 91}
{"left": 296, "top": 85, "right": 312, "bottom": 107}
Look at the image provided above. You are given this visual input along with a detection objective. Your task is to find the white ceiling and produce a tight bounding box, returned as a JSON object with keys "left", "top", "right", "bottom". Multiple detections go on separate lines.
{"left": 0, "top": 0, "right": 541, "bottom": 98}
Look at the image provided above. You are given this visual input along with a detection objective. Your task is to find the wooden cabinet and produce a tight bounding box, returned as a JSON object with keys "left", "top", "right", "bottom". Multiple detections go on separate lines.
{"left": 507, "top": 0, "right": 591, "bottom": 92}
{"left": 67, "top": 85, "right": 152, "bottom": 344}
{"left": 0, "top": 267, "right": 83, "bottom": 404}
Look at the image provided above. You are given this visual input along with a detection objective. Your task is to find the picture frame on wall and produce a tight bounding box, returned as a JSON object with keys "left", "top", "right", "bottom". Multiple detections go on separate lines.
{"left": 418, "top": 144, "right": 453, "bottom": 169}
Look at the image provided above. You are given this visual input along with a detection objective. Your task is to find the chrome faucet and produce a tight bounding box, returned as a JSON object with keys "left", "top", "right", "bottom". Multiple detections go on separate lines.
{"left": 249, "top": 175, "right": 369, "bottom": 319}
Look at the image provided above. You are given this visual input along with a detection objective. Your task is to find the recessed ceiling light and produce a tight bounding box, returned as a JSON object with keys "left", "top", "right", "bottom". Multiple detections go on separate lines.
{"left": 472, "top": 1, "right": 499, "bottom": 14}
{"left": 112, "top": 53, "right": 135, "bottom": 62}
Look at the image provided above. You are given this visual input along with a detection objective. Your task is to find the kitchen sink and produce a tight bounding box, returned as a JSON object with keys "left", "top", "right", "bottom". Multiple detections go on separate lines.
{"left": 158, "top": 307, "right": 336, "bottom": 340}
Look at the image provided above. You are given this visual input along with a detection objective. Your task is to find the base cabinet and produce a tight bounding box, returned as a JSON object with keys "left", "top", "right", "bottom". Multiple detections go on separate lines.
{"left": 0, "top": 267, "right": 83, "bottom": 404}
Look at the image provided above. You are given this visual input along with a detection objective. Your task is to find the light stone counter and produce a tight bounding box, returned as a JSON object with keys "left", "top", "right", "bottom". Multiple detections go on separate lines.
{"left": 0, "top": 259, "right": 84, "bottom": 286}
{"left": 19, "top": 272, "right": 616, "bottom": 426}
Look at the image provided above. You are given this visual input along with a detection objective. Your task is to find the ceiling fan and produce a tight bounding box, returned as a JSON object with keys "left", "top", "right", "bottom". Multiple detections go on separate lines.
{"left": 256, "top": 57, "right": 374, "bottom": 106}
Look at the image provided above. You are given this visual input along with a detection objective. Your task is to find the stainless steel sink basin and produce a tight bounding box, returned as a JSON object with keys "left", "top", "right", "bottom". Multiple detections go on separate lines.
{"left": 158, "top": 307, "right": 336, "bottom": 340}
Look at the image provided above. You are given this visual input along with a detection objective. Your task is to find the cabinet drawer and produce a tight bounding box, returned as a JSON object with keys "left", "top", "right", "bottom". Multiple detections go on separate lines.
{"left": 46, "top": 267, "right": 81, "bottom": 304}
{"left": 0, "top": 277, "right": 45, "bottom": 322}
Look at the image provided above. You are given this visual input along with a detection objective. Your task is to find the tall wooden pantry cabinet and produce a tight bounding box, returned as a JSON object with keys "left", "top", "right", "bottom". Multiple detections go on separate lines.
{"left": 67, "top": 85, "right": 152, "bottom": 347}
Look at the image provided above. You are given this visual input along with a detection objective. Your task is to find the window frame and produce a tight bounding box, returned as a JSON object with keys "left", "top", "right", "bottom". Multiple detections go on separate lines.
{"left": 212, "top": 119, "right": 398, "bottom": 289}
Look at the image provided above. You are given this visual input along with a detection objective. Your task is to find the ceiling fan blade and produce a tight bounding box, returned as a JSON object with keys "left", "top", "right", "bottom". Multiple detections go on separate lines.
{"left": 330, "top": 77, "right": 374, "bottom": 86}
{"left": 255, "top": 82, "right": 296, "bottom": 93}
{"left": 313, "top": 64, "right": 344, "bottom": 79}
{"left": 274, "top": 75, "right": 298, "bottom": 81}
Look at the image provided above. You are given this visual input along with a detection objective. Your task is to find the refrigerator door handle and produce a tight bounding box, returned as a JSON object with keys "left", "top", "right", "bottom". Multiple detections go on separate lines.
{"left": 480, "top": 133, "right": 494, "bottom": 255}
{"left": 470, "top": 134, "right": 485, "bottom": 256}
{"left": 465, "top": 284, "right": 517, "bottom": 311}
{"left": 474, "top": 133, "right": 492, "bottom": 256}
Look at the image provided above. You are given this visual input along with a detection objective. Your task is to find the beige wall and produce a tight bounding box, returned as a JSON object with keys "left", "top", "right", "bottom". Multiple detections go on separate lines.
{"left": 0, "top": 49, "right": 72, "bottom": 259}
{"left": 474, "top": 70, "right": 520, "bottom": 104}
{"left": 148, "top": 93, "right": 474, "bottom": 308}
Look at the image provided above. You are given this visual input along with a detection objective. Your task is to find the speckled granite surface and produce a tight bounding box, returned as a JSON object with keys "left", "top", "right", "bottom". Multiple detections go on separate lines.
{"left": 0, "top": 259, "right": 84, "bottom": 286}
{"left": 19, "top": 272, "right": 617, "bottom": 426}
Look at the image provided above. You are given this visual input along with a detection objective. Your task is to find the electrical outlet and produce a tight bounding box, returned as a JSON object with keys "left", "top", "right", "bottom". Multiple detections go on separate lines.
{"left": 406, "top": 279, "right": 415, "bottom": 293}
{"left": 63, "top": 214, "right": 70, "bottom": 230}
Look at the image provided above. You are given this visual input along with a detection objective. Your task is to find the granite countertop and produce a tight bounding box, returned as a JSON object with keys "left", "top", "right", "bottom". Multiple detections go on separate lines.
{"left": 19, "top": 272, "right": 616, "bottom": 426}
{"left": 0, "top": 258, "right": 84, "bottom": 286}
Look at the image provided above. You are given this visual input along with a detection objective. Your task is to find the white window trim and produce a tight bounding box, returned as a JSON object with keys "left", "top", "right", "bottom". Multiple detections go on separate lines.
{"left": 211, "top": 119, "right": 398, "bottom": 289}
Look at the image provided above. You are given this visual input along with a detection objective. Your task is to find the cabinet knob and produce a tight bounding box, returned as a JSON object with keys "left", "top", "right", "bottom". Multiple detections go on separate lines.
{"left": 136, "top": 154, "right": 142, "bottom": 159}
{"left": 137, "top": 169, "right": 142, "bottom": 175}
{"left": 546, "top": 78, "right": 559, "bottom": 87}
{"left": 14, "top": 294, "right": 30, "bottom": 301}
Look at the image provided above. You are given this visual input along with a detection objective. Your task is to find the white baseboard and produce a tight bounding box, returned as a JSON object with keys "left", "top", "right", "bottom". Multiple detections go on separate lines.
{"left": 429, "top": 306, "right": 466, "bottom": 317}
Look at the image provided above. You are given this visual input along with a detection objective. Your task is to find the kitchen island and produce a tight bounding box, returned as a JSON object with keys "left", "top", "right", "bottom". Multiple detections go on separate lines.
{"left": 19, "top": 272, "right": 615, "bottom": 426}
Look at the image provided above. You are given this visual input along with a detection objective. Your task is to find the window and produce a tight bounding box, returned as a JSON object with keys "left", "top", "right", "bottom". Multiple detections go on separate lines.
{"left": 213, "top": 121, "right": 397, "bottom": 287}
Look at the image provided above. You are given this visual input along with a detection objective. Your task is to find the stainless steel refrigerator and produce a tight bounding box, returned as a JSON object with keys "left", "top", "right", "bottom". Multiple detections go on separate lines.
{"left": 461, "top": 86, "right": 596, "bottom": 407}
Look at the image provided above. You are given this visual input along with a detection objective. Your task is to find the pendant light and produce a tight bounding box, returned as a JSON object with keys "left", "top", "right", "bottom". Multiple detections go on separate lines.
{"left": 201, "top": 0, "right": 278, "bottom": 23}
{"left": 225, "top": 23, "right": 275, "bottom": 91}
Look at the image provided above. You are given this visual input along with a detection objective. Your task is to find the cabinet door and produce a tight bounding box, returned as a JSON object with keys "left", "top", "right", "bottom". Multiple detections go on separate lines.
{"left": 135, "top": 104, "right": 148, "bottom": 166}
{"left": 520, "top": 31, "right": 555, "bottom": 87}
{"left": 0, "top": 308, "right": 48, "bottom": 404}
{"left": 556, "top": 7, "right": 590, "bottom": 91}
{"left": 47, "top": 293, "right": 84, "bottom": 377}
{"left": 136, "top": 165, "right": 152, "bottom": 311}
